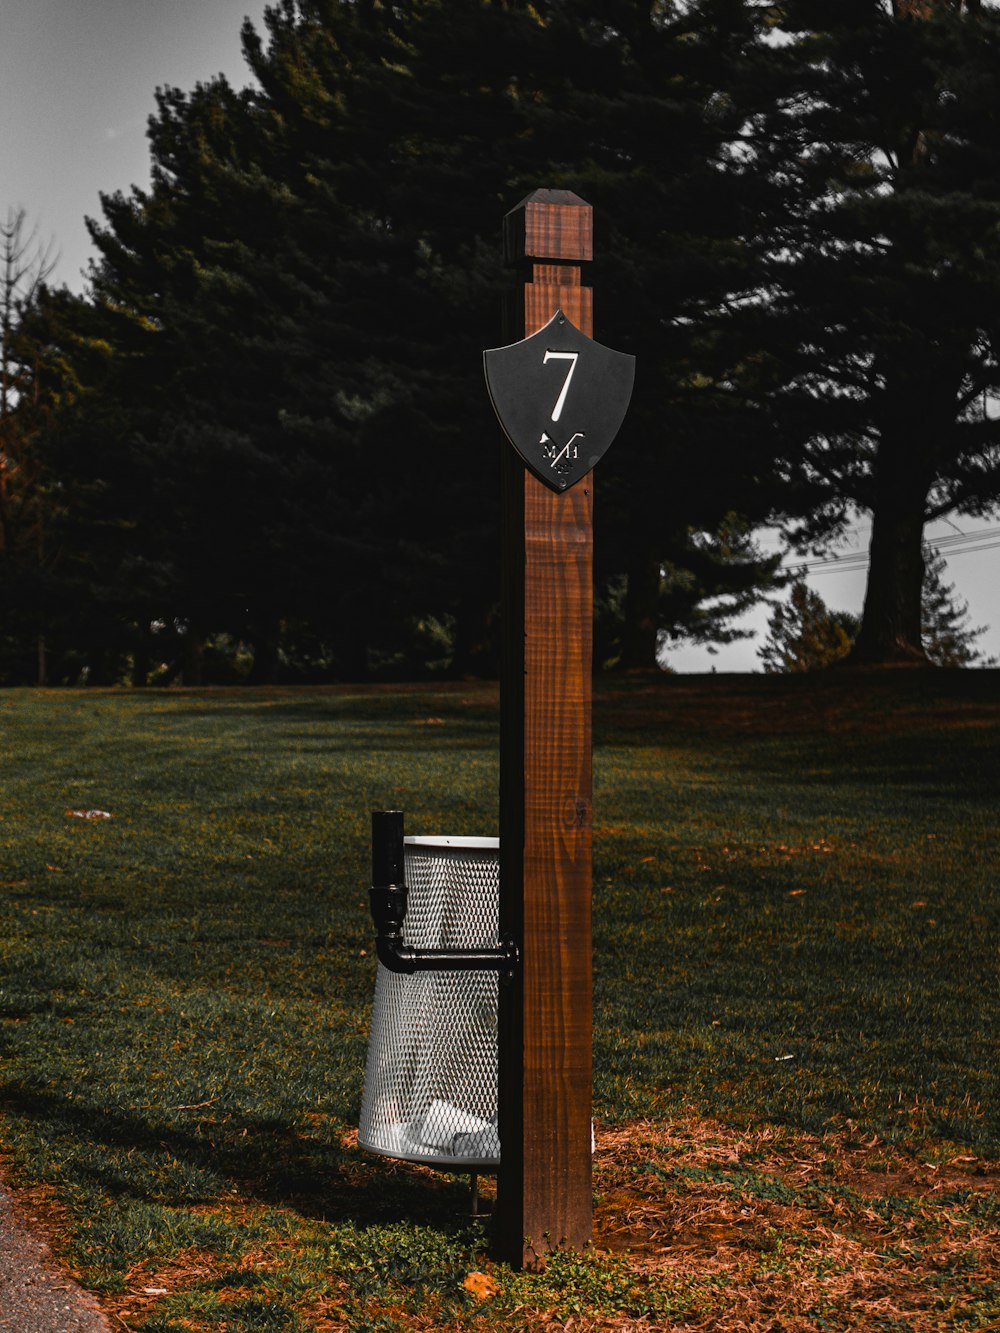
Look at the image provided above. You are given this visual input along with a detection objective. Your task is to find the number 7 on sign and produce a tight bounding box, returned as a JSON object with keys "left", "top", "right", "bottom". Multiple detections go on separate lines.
{"left": 543, "top": 350, "right": 579, "bottom": 423}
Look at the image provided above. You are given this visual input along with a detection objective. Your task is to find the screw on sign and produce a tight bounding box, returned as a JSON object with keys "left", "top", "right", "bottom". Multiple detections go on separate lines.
{"left": 488, "top": 189, "right": 634, "bottom": 1269}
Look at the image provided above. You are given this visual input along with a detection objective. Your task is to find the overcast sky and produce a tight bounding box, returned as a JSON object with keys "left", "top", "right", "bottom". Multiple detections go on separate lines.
{"left": 1, "top": 0, "right": 996, "bottom": 670}
{"left": 1, "top": 0, "right": 269, "bottom": 289}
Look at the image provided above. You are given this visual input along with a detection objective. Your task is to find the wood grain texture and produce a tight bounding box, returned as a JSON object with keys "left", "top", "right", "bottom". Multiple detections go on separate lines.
{"left": 503, "top": 189, "right": 593, "bottom": 266}
{"left": 497, "top": 191, "right": 594, "bottom": 1267}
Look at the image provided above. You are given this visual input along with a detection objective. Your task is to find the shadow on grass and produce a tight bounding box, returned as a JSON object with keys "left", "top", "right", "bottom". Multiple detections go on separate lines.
{"left": 148, "top": 683, "right": 502, "bottom": 739}
{"left": 0, "top": 1079, "right": 479, "bottom": 1234}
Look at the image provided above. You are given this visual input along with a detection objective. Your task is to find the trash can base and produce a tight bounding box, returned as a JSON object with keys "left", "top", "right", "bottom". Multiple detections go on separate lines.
{"left": 358, "top": 1120, "right": 500, "bottom": 1172}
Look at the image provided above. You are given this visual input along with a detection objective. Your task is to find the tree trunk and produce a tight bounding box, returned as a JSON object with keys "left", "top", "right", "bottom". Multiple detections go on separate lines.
{"left": 450, "top": 600, "right": 499, "bottom": 678}
{"left": 131, "top": 634, "right": 151, "bottom": 687}
{"left": 618, "top": 550, "right": 660, "bottom": 670}
{"left": 850, "top": 501, "right": 928, "bottom": 664}
{"left": 85, "top": 644, "right": 116, "bottom": 686}
{"left": 180, "top": 626, "right": 205, "bottom": 686}
{"left": 248, "top": 619, "right": 281, "bottom": 685}
{"left": 338, "top": 633, "right": 370, "bottom": 682}
{"left": 850, "top": 377, "right": 943, "bottom": 665}
{"left": 851, "top": 318, "right": 968, "bottom": 664}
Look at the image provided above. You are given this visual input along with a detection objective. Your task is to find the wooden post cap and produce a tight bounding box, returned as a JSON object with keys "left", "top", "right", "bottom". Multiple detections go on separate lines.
{"left": 503, "top": 189, "right": 593, "bottom": 266}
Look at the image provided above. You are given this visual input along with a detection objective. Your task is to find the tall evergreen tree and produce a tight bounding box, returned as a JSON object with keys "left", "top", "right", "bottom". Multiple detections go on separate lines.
{"left": 758, "top": 546, "right": 993, "bottom": 672}
{"left": 0, "top": 210, "right": 60, "bottom": 683}
{"left": 738, "top": 0, "right": 1000, "bottom": 663}
{"left": 72, "top": 0, "right": 788, "bottom": 677}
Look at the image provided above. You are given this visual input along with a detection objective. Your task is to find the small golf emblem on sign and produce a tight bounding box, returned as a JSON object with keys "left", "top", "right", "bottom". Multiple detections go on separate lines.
{"left": 484, "top": 310, "right": 635, "bottom": 491}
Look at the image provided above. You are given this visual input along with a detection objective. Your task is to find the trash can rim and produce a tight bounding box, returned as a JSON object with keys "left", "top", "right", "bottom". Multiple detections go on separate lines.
{"left": 403, "top": 835, "right": 499, "bottom": 851}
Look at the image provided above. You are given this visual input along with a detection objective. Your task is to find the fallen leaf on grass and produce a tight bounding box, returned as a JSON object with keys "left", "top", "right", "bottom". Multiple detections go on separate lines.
{"left": 463, "top": 1270, "right": 498, "bottom": 1301}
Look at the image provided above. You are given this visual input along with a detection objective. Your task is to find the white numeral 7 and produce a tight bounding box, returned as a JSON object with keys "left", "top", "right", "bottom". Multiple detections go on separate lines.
{"left": 543, "top": 350, "right": 579, "bottom": 423}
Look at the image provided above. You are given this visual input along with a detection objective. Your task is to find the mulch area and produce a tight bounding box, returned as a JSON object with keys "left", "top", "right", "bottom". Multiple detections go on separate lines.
{"left": 3, "top": 1115, "right": 997, "bottom": 1332}
{"left": 586, "top": 1113, "right": 1000, "bottom": 1332}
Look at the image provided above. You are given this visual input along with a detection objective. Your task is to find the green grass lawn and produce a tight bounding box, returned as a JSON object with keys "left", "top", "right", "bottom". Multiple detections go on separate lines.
{"left": 0, "top": 672, "right": 997, "bottom": 1331}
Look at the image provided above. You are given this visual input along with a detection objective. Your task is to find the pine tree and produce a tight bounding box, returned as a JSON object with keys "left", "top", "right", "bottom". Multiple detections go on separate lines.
{"left": 624, "top": 517, "right": 782, "bottom": 668}
{"left": 758, "top": 547, "right": 993, "bottom": 671}
{"left": 920, "top": 545, "right": 995, "bottom": 666}
{"left": 0, "top": 209, "right": 60, "bottom": 683}
{"left": 75, "top": 0, "right": 787, "bottom": 677}
{"left": 758, "top": 580, "right": 858, "bottom": 674}
{"left": 735, "top": 1, "right": 1000, "bottom": 664}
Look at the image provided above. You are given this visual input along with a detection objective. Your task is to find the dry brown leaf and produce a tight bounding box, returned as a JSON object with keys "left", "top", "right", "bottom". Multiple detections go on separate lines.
{"left": 463, "top": 1270, "right": 499, "bottom": 1302}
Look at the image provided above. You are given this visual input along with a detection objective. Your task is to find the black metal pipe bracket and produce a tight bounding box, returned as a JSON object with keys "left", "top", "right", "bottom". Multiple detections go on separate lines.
{"left": 369, "top": 810, "right": 518, "bottom": 977}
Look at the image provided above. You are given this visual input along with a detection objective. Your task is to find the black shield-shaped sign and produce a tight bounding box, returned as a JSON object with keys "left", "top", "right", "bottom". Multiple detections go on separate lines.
{"left": 484, "top": 310, "right": 635, "bottom": 492}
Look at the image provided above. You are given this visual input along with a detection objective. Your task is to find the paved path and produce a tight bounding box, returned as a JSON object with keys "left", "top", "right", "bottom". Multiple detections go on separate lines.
{"left": 0, "top": 1183, "right": 110, "bottom": 1333}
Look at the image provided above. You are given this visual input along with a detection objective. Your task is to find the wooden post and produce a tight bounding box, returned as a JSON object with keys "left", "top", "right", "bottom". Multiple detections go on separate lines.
{"left": 497, "top": 189, "right": 594, "bottom": 1267}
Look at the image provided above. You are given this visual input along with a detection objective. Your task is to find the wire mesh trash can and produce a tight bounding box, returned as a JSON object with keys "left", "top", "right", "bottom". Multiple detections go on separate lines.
{"left": 359, "top": 835, "right": 501, "bottom": 1169}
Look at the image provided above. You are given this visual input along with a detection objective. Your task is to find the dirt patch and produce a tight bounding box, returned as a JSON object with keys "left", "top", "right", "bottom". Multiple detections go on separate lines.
{"left": 590, "top": 1114, "right": 1000, "bottom": 1331}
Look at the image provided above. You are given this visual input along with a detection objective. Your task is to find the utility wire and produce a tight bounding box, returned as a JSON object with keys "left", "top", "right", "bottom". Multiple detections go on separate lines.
{"left": 787, "top": 524, "right": 1000, "bottom": 574}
